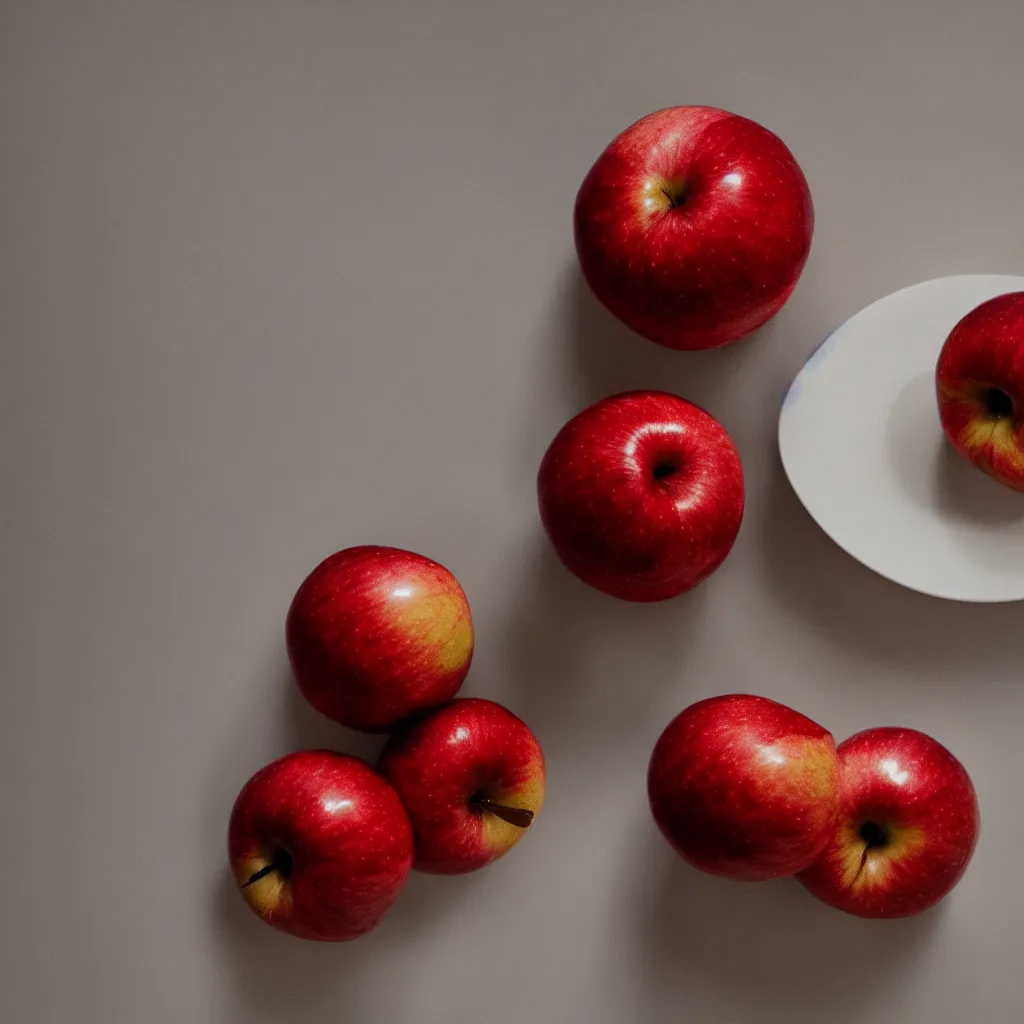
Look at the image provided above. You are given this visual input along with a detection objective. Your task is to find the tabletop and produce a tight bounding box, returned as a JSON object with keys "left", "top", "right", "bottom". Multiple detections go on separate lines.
{"left": 4, "top": 2, "right": 1023, "bottom": 1021}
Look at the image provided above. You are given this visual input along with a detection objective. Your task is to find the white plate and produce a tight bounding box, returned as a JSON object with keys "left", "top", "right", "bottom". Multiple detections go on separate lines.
{"left": 779, "top": 275, "right": 1024, "bottom": 602}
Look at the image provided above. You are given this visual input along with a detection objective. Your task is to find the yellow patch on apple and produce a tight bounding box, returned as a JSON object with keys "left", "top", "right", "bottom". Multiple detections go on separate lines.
{"left": 759, "top": 737, "right": 840, "bottom": 826}
{"left": 394, "top": 592, "right": 474, "bottom": 674}
{"left": 961, "top": 416, "right": 1024, "bottom": 466}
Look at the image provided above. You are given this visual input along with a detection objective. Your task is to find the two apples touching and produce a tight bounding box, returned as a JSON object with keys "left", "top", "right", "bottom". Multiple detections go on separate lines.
{"left": 229, "top": 103, "right": 1003, "bottom": 941}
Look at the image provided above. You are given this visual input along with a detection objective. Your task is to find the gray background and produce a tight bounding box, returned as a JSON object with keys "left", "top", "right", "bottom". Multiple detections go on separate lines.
{"left": 3, "top": 2, "right": 1022, "bottom": 1021}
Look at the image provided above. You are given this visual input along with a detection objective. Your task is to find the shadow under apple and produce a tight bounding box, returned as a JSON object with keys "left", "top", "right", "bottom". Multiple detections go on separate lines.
{"left": 211, "top": 801, "right": 484, "bottom": 1024}
{"left": 500, "top": 534, "right": 710, "bottom": 744}
{"left": 636, "top": 831, "right": 941, "bottom": 1015}
{"left": 558, "top": 264, "right": 774, "bottom": 415}
{"left": 759, "top": 447, "right": 1024, "bottom": 677}
{"left": 211, "top": 869, "right": 361, "bottom": 1022}
{"left": 209, "top": 660, "right": 490, "bottom": 1022}
{"left": 281, "top": 670, "right": 387, "bottom": 765}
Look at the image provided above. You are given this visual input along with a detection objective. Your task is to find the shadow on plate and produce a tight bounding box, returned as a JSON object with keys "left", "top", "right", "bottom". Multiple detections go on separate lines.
{"left": 888, "top": 372, "right": 1024, "bottom": 526}
{"left": 935, "top": 437, "right": 1024, "bottom": 525}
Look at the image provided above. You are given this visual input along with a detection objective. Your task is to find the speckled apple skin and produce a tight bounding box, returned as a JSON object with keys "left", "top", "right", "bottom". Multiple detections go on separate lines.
{"left": 574, "top": 105, "right": 814, "bottom": 351}
{"left": 286, "top": 546, "right": 474, "bottom": 732}
{"left": 647, "top": 695, "right": 840, "bottom": 880}
{"left": 798, "top": 728, "right": 979, "bottom": 919}
{"left": 937, "top": 291, "right": 1024, "bottom": 492}
{"left": 378, "top": 698, "right": 546, "bottom": 875}
{"left": 537, "top": 391, "right": 744, "bottom": 602}
{"left": 228, "top": 751, "right": 414, "bottom": 941}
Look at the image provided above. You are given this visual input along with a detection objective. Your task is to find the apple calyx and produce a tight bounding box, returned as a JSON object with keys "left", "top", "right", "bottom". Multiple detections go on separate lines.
{"left": 472, "top": 796, "right": 535, "bottom": 829}
{"left": 243, "top": 847, "right": 294, "bottom": 888}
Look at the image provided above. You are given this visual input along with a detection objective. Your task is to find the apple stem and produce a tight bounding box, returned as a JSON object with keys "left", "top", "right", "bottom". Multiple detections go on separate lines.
{"left": 242, "top": 863, "right": 277, "bottom": 888}
{"left": 474, "top": 797, "right": 534, "bottom": 829}
{"left": 661, "top": 187, "right": 686, "bottom": 209}
{"left": 242, "top": 848, "right": 293, "bottom": 888}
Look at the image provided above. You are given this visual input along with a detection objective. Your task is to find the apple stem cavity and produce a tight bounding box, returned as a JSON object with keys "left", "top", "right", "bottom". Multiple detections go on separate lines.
{"left": 984, "top": 387, "right": 1014, "bottom": 420}
{"left": 652, "top": 455, "right": 682, "bottom": 482}
{"left": 242, "top": 847, "right": 294, "bottom": 888}
{"left": 473, "top": 796, "right": 535, "bottom": 829}
{"left": 661, "top": 187, "right": 686, "bottom": 209}
{"left": 850, "top": 822, "right": 889, "bottom": 885}
{"left": 859, "top": 821, "right": 888, "bottom": 850}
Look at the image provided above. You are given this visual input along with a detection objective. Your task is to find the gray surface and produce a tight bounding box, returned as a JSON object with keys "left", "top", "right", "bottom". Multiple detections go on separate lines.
{"left": 3, "top": 2, "right": 1023, "bottom": 1021}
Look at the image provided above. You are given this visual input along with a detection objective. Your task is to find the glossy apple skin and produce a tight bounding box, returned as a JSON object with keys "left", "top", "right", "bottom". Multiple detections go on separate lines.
{"left": 286, "top": 546, "right": 474, "bottom": 732}
{"left": 574, "top": 105, "right": 814, "bottom": 350}
{"left": 227, "top": 751, "right": 414, "bottom": 941}
{"left": 936, "top": 291, "right": 1024, "bottom": 492}
{"left": 537, "top": 391, "right": 744, "bottom": 601}
{"left": 798, "top": 728, "right": 980, "bottom": 919}
{"left": 377, "top": 698, "right": 546, "bottom": 875}
{"left": 648, "top": 695, "right": 840, "bottom": 880}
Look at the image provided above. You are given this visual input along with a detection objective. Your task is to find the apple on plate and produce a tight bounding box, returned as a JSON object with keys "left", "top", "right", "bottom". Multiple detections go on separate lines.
{"left": 574, "top": 105, "right": 814, "bottom": 350}
{"left": 377, "top": 698, "right": 546, "bottom": 874}
{"left": 227, "top": 750, "right": 414, "bottom": 941}
{"left": 936, "top": 291, "right": 1024, "bottom": 492}
{"left": 798, "top": 727, "right": 980, "bottom": 918}
{"left": 537, "top": 391, "right": 744, "bottom": 601}
{"left": 647, "top": 694, "right": 840, "bottom": 880}
{"left": 286, "top": 546, "right": 474, "bottom": 732}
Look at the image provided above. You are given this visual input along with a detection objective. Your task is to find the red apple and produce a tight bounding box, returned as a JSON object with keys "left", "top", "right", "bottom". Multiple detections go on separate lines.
{"left": 936, "top": 291, "right": 1024, "bottom": 492}
{"left": 286, "top": 546, "right": 474, "bottom": 732}
{"left": 798, "top": 727, "right": 979, "bottom": 918}
{"left": 574, "top": 105, "right": 814, "bottom": 350}
{"left": 647, "top": 695, "right": 840, "bottom": 880}
{"left": 227, "top": 750, "right": 414, "bottom": 941}
{"left": 537, "top": 391, "right": 744, "bottom": 601}
{"left": 377, "top": 698, "right": 546, "bottom": 874}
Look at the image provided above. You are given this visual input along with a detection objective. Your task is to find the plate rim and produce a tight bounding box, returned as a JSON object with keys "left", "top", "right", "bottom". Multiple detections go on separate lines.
{"left": 778, "top": 273, "right": 1024, "bottom": 604}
